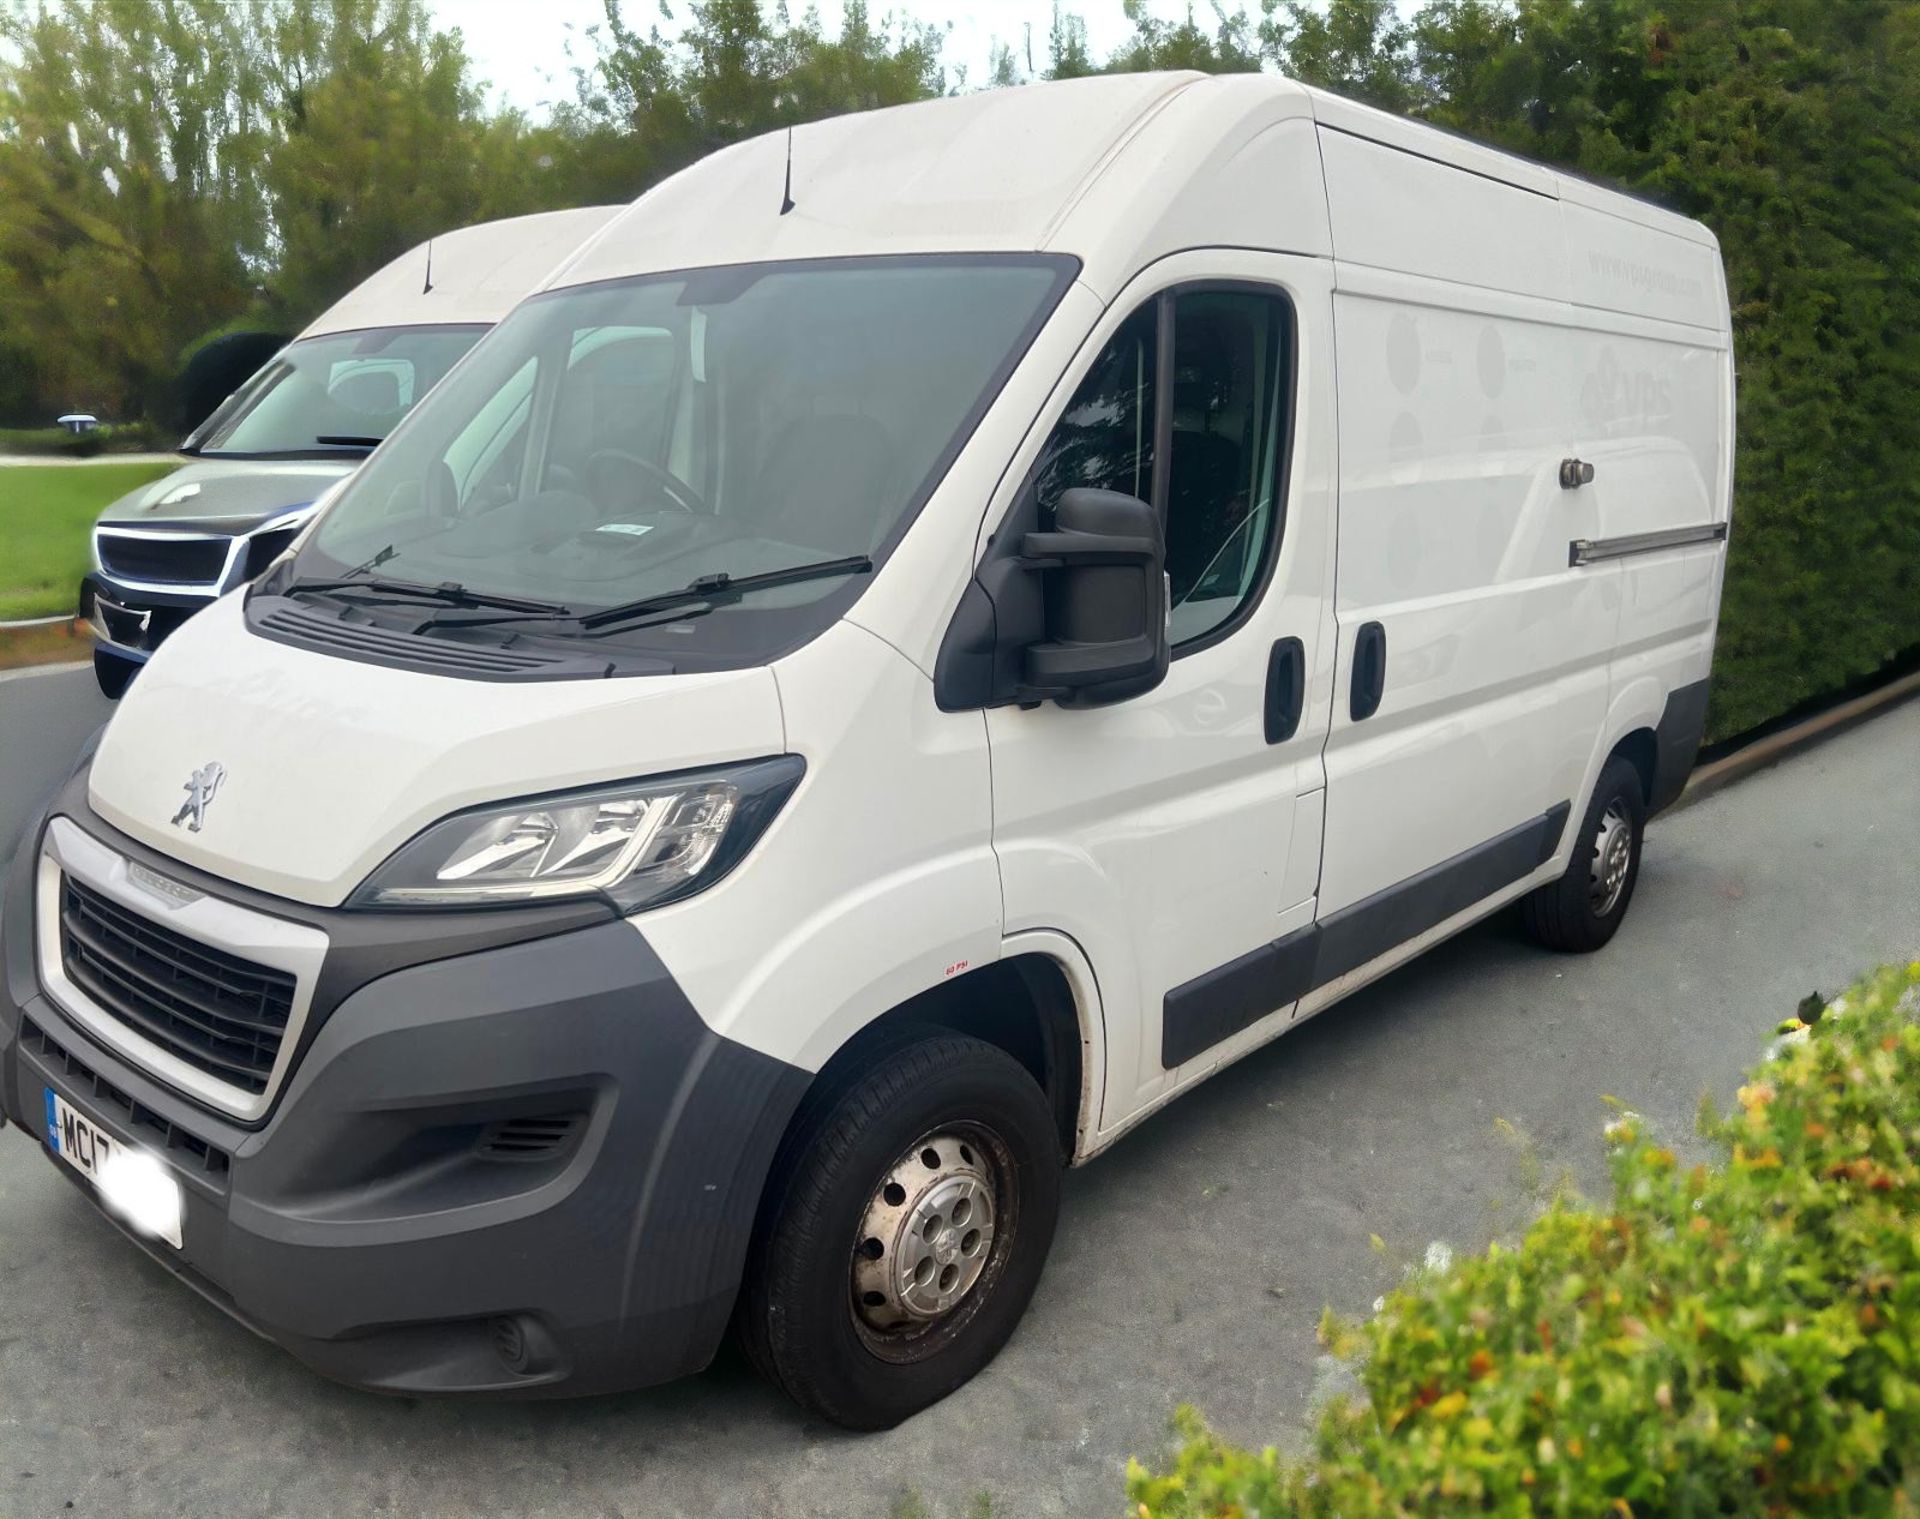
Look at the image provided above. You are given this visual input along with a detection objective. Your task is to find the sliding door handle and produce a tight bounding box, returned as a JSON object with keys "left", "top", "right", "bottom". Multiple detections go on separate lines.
{"left": 1350, "top": 622, "right": 1387, "bottom": 721}
{"left": 1559, "top": 457, "right": 1596, "bottom": 489}
{"left": 1264, "top": 636, "right": 1305, "bottom": 744}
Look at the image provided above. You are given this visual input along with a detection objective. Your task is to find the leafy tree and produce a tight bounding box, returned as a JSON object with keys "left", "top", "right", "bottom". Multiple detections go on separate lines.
{"left": 1042, "top": 4, "right": 1098, "bottom": 80}
{"left": 259, "top": 0, "right": 558, "bottom": 322}
{"left": 1264, "top": 0, "right": 1416, "bottom": 108}
{"left": 0, "top": 0, "right": 559, "bottom": 422}
{"left": 2, "top": 0, "right": 1916, "bottom": 741}
{"left": 558, "top": 0, "right": 944, "bottom": 200}
{"left": 0, "top": 0, "right": 271, "bottom": 418}
{"left": 1102, "top": 0, "right": 1262, "bottom": 75}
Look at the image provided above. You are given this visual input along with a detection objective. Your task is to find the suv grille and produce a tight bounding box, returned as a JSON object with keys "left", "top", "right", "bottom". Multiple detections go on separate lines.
{"left": 96, "top": 532, "right": 230, "bottom": 586}
{"left": 58, "top": 877, "right": 296, "bottom": 1095}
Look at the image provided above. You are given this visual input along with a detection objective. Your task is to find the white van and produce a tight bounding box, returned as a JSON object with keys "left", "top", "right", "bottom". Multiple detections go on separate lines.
{"left": 2, "top": 73, "right": 1731, "bottom": 1429}
{"left": 85, "top": 206, "right": 617, "bottom": 696}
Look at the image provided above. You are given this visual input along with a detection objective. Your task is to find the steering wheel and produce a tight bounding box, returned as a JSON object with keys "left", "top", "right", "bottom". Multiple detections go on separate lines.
{"left": 583, "top": 449, "right": 706, "bottom": 515}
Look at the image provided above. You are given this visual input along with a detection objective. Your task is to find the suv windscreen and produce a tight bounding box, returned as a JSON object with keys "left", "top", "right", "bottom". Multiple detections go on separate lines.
{"left": 285, "top": 256, "right": 1073, "bottom": 663}
{"left": 189, "top": 325, "right": 487, "bottom": 457}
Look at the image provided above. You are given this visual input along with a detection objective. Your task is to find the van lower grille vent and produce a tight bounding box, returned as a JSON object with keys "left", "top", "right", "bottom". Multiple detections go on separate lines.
{"left": 22, "top": 1018, "right": 232, "bottom": 1179}
{"left": 477, "top": 1112, "right": 587, "bottom": 1161}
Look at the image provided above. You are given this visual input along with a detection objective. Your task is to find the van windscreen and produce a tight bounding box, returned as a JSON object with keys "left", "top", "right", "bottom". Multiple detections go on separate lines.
{"left": 283, "top": 255, "right": 1074, "bottom": 666}
{"left": 189, "top": 325, "right": 488, "bottom": 458}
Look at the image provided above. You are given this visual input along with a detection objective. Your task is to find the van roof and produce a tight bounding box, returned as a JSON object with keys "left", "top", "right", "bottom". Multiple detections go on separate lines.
{"left": 300, "top": 205, "right": 624, "bottom": 340}
{"left": 549, "top": 72, "right": 1716, "bottom": 300}
{"left": 1300, "top": 85, "right": 1715, "bottom": 247}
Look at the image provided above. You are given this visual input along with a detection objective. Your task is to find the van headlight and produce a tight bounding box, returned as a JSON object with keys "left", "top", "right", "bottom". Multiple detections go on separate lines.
{"left": 350, "top": 756, "right": 804, "bottom": 911}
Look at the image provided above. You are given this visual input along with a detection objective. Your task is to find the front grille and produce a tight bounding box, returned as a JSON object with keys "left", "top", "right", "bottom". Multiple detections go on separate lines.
{"left": 96, "top": 532, "right": 230, "bottom": 586}
{"left": 58, "top": 877, "right": 296, "bottom": 1096}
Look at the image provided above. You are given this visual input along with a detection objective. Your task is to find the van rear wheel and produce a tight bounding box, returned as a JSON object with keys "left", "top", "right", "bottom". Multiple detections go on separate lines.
{"left": 1520, "top": 755, "right": 1645, "bottom": 952}
{"left": 737, "top": 1029, "right": 1060, "bottom": 1430}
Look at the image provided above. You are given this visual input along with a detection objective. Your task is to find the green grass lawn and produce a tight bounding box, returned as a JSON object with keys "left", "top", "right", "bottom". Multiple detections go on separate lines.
{"left": 0, "top": 460, "right": 176, "bottom": 619}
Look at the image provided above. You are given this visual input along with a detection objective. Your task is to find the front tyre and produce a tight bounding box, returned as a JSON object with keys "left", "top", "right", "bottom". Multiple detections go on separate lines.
{"left": 738, "top": 1029, "right": 1061, "bottom": 1430}
{"left": 1520, "top": 754, "right": 1646, "bottom": 953}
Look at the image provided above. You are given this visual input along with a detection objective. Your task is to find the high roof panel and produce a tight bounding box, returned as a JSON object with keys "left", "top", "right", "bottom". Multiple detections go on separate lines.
{"left": 550, "top": 73, "right": 1204, "bottom": 286}
{"left": 539, "top": 72, "right": 1714, "bottom": 300}
{"left": 301, "top": 206, "right": 623, "bottom": 338}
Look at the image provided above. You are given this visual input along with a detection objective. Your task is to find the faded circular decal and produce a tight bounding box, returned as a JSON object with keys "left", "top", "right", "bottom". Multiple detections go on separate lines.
{"left": 1388, "top": 410, "right": 1423, "bottom": 457}
{"left": 1387, "top": 311, "right": 1421, "bottom": 394}
{"left": 1477, "top": 325, "right": 1506, "bottom": 398}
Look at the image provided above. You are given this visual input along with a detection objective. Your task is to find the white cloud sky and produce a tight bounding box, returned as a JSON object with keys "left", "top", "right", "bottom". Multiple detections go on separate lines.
{"left": 444, "top": 0, "right": 1272, "bottom": 116}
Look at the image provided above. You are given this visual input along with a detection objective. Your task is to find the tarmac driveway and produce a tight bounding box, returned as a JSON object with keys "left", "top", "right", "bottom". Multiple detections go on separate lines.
{"left": 1, "top": 665, "right": 1916, "bottom": 1518}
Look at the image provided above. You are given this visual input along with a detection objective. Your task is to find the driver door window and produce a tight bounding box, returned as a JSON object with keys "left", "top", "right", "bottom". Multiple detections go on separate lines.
{"left": 1033, "top": 287, "right": 1293, "bottom": 647}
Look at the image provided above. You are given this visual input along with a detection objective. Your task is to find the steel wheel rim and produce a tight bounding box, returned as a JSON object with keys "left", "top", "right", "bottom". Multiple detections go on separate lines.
{"left": 850, "top": 1127, "right": 1008, "bottom": 1356}
{"left": 1588, "top": 800, "right": 1634, "bottom": 916}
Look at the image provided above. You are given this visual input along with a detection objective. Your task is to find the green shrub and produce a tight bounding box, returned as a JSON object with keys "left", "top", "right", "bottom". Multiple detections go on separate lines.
{"left": 1128, "top": 962, "right": 1920, "bottom": 1518}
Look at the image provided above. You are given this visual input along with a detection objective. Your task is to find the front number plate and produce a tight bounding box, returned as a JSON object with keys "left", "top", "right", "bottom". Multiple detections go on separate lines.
{"left": 44, "top": 1089, "right": 183, "bottom": 1249}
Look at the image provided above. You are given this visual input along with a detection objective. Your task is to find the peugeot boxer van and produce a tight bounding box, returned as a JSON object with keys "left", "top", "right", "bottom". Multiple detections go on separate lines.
{"left": 83, "top": 206, "right": 617, "bottom": 697}
{"left": 2, "top": 73, "right": 1731, "bottom": 1429}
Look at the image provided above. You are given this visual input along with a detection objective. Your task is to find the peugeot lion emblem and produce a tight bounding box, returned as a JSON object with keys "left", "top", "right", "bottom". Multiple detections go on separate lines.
{"left": 170, "top": 761, "right": 226, "bottom": 832}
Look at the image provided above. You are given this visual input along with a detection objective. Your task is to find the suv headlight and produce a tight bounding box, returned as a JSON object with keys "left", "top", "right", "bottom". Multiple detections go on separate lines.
{"left": 350, "top": 755, "right": 804, "bottom": 911}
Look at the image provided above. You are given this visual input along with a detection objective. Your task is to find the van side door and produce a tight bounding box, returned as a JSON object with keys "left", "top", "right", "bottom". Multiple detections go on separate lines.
{"left": 979, "top": 250, "right": 1339, "bottom": 1135}
{"left": 1307, "top": 130, "right": 1610, "bottom": 1002}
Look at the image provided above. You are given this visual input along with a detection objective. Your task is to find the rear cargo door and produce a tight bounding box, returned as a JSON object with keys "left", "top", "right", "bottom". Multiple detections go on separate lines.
{"left": 1559, "top": 187, "right": 1734, "bottom": 714}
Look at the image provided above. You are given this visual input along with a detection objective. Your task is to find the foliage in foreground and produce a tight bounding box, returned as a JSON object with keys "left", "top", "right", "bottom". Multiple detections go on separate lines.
{"left": 1129, "top": 962, "right": 1920, "bottom": 1518}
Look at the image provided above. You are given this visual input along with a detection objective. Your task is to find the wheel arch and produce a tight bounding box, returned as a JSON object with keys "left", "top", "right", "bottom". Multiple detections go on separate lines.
{"left": 777, "top": 938, "right": 1105, "bottom": 1168}
{"left": 1572, "top": 677, "right": 1667, "bottom": 850}
{"left": 1610, "top": 725, "right": 1658, "bottom": 806}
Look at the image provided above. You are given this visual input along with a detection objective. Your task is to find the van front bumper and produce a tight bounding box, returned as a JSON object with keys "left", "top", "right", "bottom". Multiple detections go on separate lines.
{"left": 0, "top": 789, "right": 808, "bottom": 1398}
{"left": 84, "top": 575, "right": 211, "bottom": 663}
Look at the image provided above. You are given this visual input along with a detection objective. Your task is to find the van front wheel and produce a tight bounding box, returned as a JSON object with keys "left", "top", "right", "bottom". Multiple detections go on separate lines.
{"left": 737, "top": 1029, "right": 1061, "bottom": 1430}
{"left": 1521, "top": 755, "right": 1646, "bottom": 953}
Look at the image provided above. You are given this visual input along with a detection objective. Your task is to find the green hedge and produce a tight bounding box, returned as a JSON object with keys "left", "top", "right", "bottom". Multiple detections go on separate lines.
{"left": 1128, "top": 961, "right": 1920, "bottom": 1518}
{"left": 0, "top": 425, "right": 103, "bottom": 457}
{"left": 0, "top": 423, "right": 166, "bottom": 458}
{"left": 1273, "top": 1, "right": 1920, "bottom": 742}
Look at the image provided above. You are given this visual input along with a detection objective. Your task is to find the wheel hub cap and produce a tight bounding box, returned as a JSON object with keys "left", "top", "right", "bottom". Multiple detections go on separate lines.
{"left": 1589, "top": 801, "right": 1633, "bottom": 915}
{"left": 853, "top": 1133, "right": 997, "bottom": 1332}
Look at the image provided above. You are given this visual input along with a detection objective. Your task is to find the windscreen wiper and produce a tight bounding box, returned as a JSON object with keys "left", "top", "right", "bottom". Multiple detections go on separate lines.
{"left": 411, "top": 555, "right": 874, "bottom": 636}
{"left": 578, "top": 554, "right": 873, "bottom": 630}
{"left": 283, "top": 573, "right": 567, "bottom": 615}
{"left": 315, "top": 434, "right": 384, "bottom": 448}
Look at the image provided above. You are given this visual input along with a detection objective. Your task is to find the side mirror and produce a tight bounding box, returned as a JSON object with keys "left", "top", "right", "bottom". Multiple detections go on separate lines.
{"left": 1018, "top": 487, "right": 1170, "bottom": 706}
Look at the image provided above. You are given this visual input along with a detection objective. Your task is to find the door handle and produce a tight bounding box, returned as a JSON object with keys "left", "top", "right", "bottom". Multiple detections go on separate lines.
{"left": 1559, "top": 457, "right": 1596, "bottom": 489}
{"left": 1350, "top": 622, "right": 1387, "bottom": 721}
{"left": 1264, "top": 636, "right": 1305, "bottom": 744}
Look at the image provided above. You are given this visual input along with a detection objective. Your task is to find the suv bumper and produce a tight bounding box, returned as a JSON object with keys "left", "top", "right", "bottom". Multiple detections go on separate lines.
{"left": 1, "top": 790, "right": 807, "bottom": 1397}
